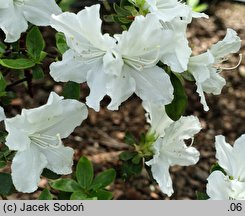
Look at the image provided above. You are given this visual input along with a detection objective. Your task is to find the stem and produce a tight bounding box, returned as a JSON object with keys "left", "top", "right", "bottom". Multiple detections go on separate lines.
{"left": 5, "top": 78, "right": 28, "bottom": 91}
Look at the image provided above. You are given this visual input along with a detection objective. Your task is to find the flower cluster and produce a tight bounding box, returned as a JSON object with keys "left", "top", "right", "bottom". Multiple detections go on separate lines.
{"left": 0, "top": 0, "right": 242, "bottom": 198}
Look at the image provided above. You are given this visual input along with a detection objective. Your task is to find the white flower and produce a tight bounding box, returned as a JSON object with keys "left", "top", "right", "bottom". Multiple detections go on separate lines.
{"left": 207, "top": 171, "right": 245, "bottom": 200}
{"left": 50, "top": 5, "right": 174, "bottom": 111}
{"left": 0, "top": 0, "right": 61, "bottom": 42}
{"left": 143, "top": 102, "right": 201, "bottom": 196}
{"left": 0, "top": 106, "right": 5, "bottom": 122}
{"left": 160, "top": 18, "right": 192, "bottom": 73}
{"left": 215, "top": 134, "right": 245, "bottom": 181}
{"left": 145, "top": 0, "right": 208, "bottom": 22}
{"left": 188, "top": 28, "right": 241, "bottom": 111}
{"left": 4, "top": 92, "right": 88, "bottom": 193}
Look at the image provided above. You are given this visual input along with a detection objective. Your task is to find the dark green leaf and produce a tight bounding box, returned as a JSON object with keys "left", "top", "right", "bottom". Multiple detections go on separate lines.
{"left": 181, "top": 71, "right": 195, "bottom": 82}
{"left": 90, "top": 169, "right": 116, "bottom": 190}
{"left": 0, "top": 73, "right": 7, "bottom": 93}
{"left": 57, "top": 191, "right": 72, "bottom": 200}
{"left": 124, "top": 132, "right": 136, "bottom": 145}
{"left": 0, "top": 58, "right": 35, "bottom": 70}
{"left": 210, "top": 163, "right": 226, "bottom": 175}
{"left": 132, "top": 154, "right": 142, "bottom": 164}
{"left": 26, "top": 26, "right": 45, "bottom": 62}
{"left": 113, "top": 3, "right": 131, "bottom": 16}
{"left": 50, "top": 179, "right": 81, "bottom": 192}
{"left": 0, "top": 161, "right": 7, "bottom": 168}
{"left": 0, "top": 172, "right": 14, "bottom": 195}
{"left": 32, "top": 65, "right": 44, "bottom": 80}
{"left": 38, "top": 189, "right": 53, "bottom": 200}
{"left": 91, "top": 189, "right": 113, "bottom": 200}
{"left": 165, "top": 72, "right": 188, "bottom": 121}
{"left": 59, "top": 0, "right": 76, "bottom": 11}
{"left": 70, "top": 191, "right": 96, "bottom": 200}
{"left": 0, "top": 42, "right": 6, "bottom": 54}
{"left": 63, "top": 81, "right": 80, "bottom": 100}
{"left": 196, "top": 191, "right": 209, "bottom": 200}
{"left": 119, "top": 151, "right": 137, "bottom": 161}
{"left": 55, "top": 32, "right": 69, "bottom": 54}
{"left": 42, "top": 168, "right": 61, "bottom": 180}
{"left": 120, "top": 160, "right": 143, "bottom": 180}
{"left": 76, "top": 156, "right": 94, "bottom": 189}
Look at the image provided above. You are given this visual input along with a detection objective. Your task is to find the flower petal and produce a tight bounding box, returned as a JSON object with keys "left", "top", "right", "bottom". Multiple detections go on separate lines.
{"left": 50, "top": 49, "right": 88, "bottom": 83}
{"left": 50, "top": 4, "right": 115, "bottom": 55}
{"left": 196, "top": 83, "right": 209, "bottom": 111}
{"left": 202, "top": 70, "right": 226, "bottom": 95}
{"left": 142, "top": 102, "right": 173, "bottom": 137}
{"left": 146, "top": 153, "right": 173, "bottom": 196}
{"left": 4, "top": 119, "right": 31, "bottom": 151}
{"left": 129, "top": 66, "right": 174, "bottom": 105}
{"left": 11, "top": 145, "right": 47, "bottom": 193}
{"left": 0, "top": 0, "right": 10, "bottom": 8}
{"left": 118, "top": 14, "right": 169, "bottom": 70}
{"left": 210, "top": 28, "right": 241, "bottom": 61}
{"left": 106, "top": 66, "right": 136, "bottom": 110}
{"left": 206, "top": 171, "right": 232, "bottom": 200}
{"left": 22, "top": 0, "right": 61, "bottom": 26}
{"left": 85, "top": 59, "right": 108, "bottom": 112}
{"left": 161, "top": 19, "right": 192, "bottom": 72}
{"left": 0, "top": 106, "right": 5, "bottom": 121}
{"left": 0, "top": 2, "right": 28, "bottom": 42}
{"left": 39, "top": 145, "right": 74, "bottom": 175}
{"left": 215, "top": 135, "right": 235, "bottom": 177}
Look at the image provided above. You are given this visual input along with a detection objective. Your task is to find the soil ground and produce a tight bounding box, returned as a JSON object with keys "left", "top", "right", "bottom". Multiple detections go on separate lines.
{"left": 1, "top": 0, "right": 245, "bottom": 200}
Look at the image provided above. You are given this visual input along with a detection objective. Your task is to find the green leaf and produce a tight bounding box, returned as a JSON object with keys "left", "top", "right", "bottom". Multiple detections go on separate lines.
{"left": 76, "top": 156, "right": 94, "bottom": 189}
{"left": 0, "top": 172, "right": 14, "bottom": 195}
{"left": 90, "top": 169, "right": 116, "bottom": 190}
{"left": 0, "top": 161, "right": 7, "bottom": 168}
{"left": 120, "top": 160, "right": 143, "bottom": 180}
{"left": 119, "top": 151, "right": 137, "bottom": 161}
{"left": 165, "top": 72, "right": 188, "bottom": 121}
{"left": 50, "top": 179, "right": 82, "bottom": 192}
{"left": 0, "top": 73, "right": 7, "bottom": 94}
{"left": 0, "top": 42, "right": 6, "bottom": 54}
{"left": 55, "top": 32, "right": 69, "bottom": 54}
{"left": 41, "top": 168, "right": 61, "bottom": 180}
{"left": 63, "top": 81, "right": 80, "bottom": 100}
{"left": 26, "top": 26, "right": 45, "bottom": 62}
{"left": 210, "top": 163, "right": 227, "bottom": 175}
{"left": 187, "top": 0, "right": 199, "bottom": 8}
{"left": 32, "top": 65, "right": 44, "bottom": 80}
{"left": 193, "top": 4, "right": 208, "bottom": 12}
{"left": 70, "top": 191, "right": 97, "bottom": 200}
{"left": 132, "top": 154, "right": 142, "bottom": 164}
{"left": 113, "top": 3, "right": 131, "bottom": 16}
{"left": 196, "top": 191, "right": 209, "bottom": 200}
{"left": 59, "top": 0, "right": 76, "bottom": 11}
{"left": 38, "top": 189, "right": 53, "bottom": 200}
{"left": 124, "top": 132, "right": 136, "bottom": 145}
{"left": 0, "top": 58, "right": 35, "bottom": 70}
{"left": 91, "top": 189, "right": 113, "bottom": 200}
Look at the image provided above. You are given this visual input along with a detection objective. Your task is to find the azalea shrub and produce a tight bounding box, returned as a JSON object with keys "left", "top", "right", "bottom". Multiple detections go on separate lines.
{"left": 0, "top": 0, "right": 243, "bottom": 200}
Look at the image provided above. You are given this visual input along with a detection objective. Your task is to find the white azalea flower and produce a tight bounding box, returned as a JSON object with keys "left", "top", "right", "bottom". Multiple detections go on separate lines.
{"left": 160, "top": 18, "right": 192, "bottom": 73}
{"left": 50, "top": 5, "right": 174, "bottom": 111}
{"left": 145, "top": 0, "right": 208, "bottom": 22}
{"left": 143, "top": 102, "right": 201, "bottom": 196}
{"left": 4, "top": 92, "right": 88, "bottom": 193}
{"left": 188, "top": 28, "right": 241, "bottom": 111}
{"left": 215, "top": 134, "right": 245, "bottom": 181}
{"left": 207, "top": 171, "right": 245, "bottom": 200}
{"left": 0, "top": 106, "right": 5, "bottom": 122}
{"left": 0, "top": 0, "right": 61, "bottom": 42}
